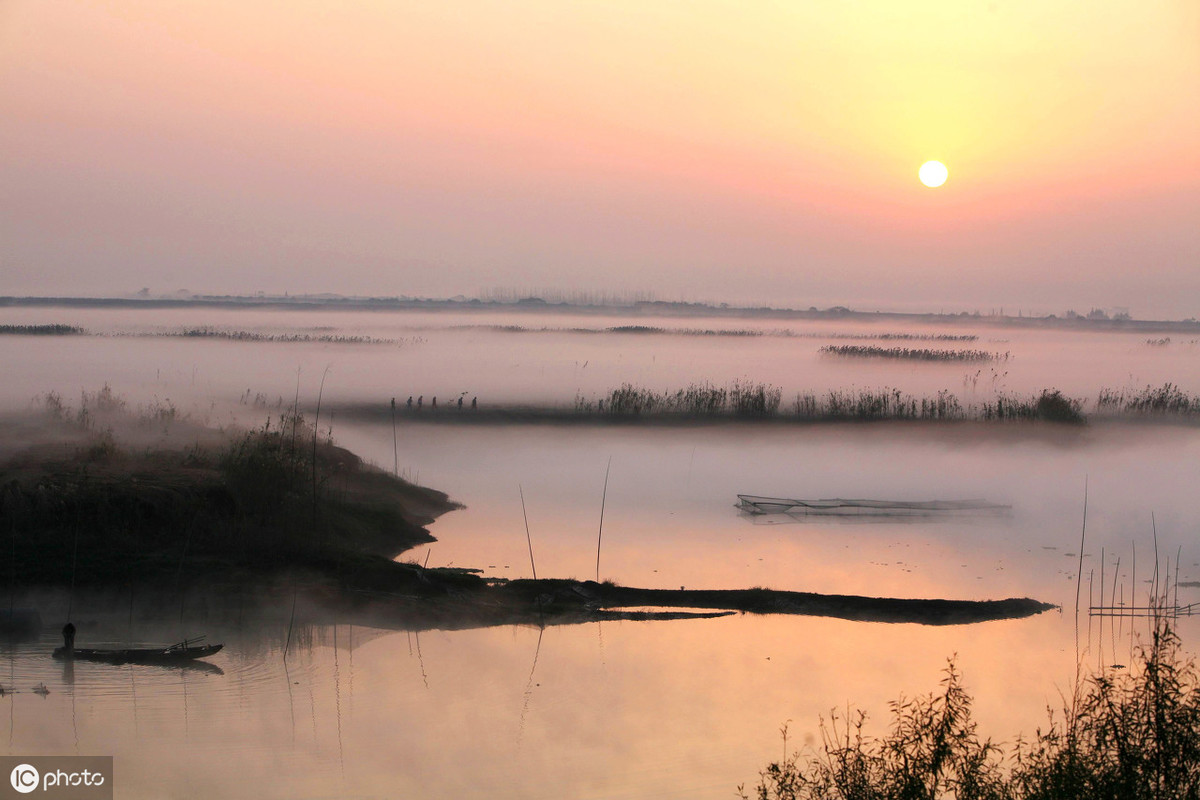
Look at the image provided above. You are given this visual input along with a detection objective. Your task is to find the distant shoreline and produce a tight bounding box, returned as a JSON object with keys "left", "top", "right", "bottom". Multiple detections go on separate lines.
{"left": 2, "top": 294, "right": 1199, "bottom": 334}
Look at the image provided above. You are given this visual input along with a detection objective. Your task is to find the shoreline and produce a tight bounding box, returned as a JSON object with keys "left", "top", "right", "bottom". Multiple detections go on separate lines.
{"left": 0, "top": 403, "right": 1056, "bottom": 632}
{"left": 3, "top": 294, "right": 1199, "bottom": 333}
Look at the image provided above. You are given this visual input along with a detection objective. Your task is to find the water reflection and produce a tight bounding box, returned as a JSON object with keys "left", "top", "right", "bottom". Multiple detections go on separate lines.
{"left": 0, "top": 591, "right": 1196, "bottom": 798}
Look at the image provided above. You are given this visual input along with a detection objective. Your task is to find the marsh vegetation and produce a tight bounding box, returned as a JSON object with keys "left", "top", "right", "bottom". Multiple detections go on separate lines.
{"left": 820, "top": 345, "right": 1007, "bottom": 362}
{"left": 741, "top": 622, "right": 1200, "bottom": 800}
{"left": 0, "top": 324, "right": 83, "bottom": 335}
{"left": 557, "top": 383, "right": 1193, "bottom": 424}
{"left": 1, "top": 388, "right": 456, "bottom": 587}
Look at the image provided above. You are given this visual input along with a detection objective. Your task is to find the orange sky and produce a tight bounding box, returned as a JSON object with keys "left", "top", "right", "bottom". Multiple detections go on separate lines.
{"left": 1, "top": 0, "right": 1197, "bottom": 315}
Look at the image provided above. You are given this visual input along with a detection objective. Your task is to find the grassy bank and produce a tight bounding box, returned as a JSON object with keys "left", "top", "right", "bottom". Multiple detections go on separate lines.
{"left": 1, "top": 389, "right": 459, "bottom": 589}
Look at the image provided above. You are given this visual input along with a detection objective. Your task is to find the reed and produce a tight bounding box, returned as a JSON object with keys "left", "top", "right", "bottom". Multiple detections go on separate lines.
{"left": 0, "top": 324, "right": 84, "bottom": 335}
{"left": 595, "top": 457, "right": 611, "bottom": 582}
{"left": 742, "top": 620, "right": 1200, "bottom": 800}
{"left": 603, "top": 381, "right": 782, "bottom": 417}
{"left": 312, "top": 367, "right": 331, "bottom": 535}
{"left": 1096, "top": 383, "right": 1200, "bottom": 416}
{"left": 166, "top": 328, "right": 403, "bottom": 345}
{"left": 978, "top": 390, "right": 1085, "bottom": 424}
{"left": 390, "top": 397, "right": 399, "bottom": 476}
{"left": 819, "top": 344, "right": 1007, "bottom": 361}
{"left": 519, "top": 485, "right": 537, "bottom": 581}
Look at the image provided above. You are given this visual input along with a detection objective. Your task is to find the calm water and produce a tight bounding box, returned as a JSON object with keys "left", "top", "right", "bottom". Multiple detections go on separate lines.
{"left": 2, "top": 304, "right": 1199, "bottom": 798}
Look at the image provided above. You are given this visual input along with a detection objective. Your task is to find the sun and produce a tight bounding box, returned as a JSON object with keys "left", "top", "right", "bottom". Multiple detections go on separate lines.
{"left": 918, "top": 160, "right": 948, "bottom": 188}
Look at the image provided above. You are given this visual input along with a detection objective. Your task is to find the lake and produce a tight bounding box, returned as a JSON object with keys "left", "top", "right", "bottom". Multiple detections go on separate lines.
{"left": 2, "top": 302, "right": 1199, "bottom": 798}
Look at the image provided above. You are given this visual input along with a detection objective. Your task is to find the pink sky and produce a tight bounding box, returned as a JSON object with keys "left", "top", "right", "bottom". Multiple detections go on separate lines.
{"left": 1, "top": 0, "right": 1197, "bottom": 316}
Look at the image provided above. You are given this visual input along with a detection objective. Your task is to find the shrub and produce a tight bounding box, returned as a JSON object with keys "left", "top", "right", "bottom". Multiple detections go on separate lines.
{"left": 742, "top": 623, "right": 1200, "bottom": 800}
{"left": 1034, "top": 390, "right": 1085, "bottom": 424}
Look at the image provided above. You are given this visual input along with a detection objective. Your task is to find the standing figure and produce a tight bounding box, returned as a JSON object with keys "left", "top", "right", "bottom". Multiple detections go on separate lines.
{"left": 417, "top": 396, "right": 423, "bottom": 409}
{"left": 471, "top": 396, "right": 477, "bottom": 409}
{"left": 406, "top": 396, "right": 413, "bottom": 408}
{"left": 62, "top": 621, "right": 76, "bottom": 654}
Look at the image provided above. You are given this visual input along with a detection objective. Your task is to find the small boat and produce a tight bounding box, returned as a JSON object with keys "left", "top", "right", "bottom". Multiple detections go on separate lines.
{"left": 736, "top": 494, "right": 1011, "bottom": 517}
{"left": 53, "top": 637, "right": 223, "bottom": 665}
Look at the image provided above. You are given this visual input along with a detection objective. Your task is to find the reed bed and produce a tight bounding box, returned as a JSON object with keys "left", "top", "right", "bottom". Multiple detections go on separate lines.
{"left": 162, "top": 327, "right": 405, "bottom": 344}
{"left": 0, "top": 324, "right": 84, "bottom": 335}
{"left": 1096, "top": 383, "right": 1200, "bottom": 416}
{"left": 793, "top": 388, "right": 963, "bottom": 420}
{"left": 573, "top": 383, "right": 1200, "bottom": 424}
{"left": 0, "top": 325, "right": 421, "bottom": 344}
{"left": 820, "top": 344, "right": 1007, "bottom": 362}
{"left": 604, "top": 325, "right": 765, "bottom": 336}
{"left": 594, "top": 381, "right": 783, "bottom": 417}
{"left": 979, "top": 389, "right": 1086, "bottom": 423}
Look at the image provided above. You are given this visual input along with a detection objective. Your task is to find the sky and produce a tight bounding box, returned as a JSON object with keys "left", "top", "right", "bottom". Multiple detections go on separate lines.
{"left": 1, "top": 0, "right": 1197, "bottom": 317}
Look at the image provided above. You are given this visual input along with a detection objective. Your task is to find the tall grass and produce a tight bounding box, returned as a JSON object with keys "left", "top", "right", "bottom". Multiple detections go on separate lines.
{"left": 574, "top": 383, "right": 1200, "bottom": 424}
{"left": 741, "top": 622, "right": 1200, "bottom": 800}
{"left": 820, "top": 345, "right": 1008, "bottom": 362}
{"left": 600, "top": 381, "right": 783, "bottom": 417}
{"left": 1096, "top": 383, "right": 1200, "bottom": 416}
{"left": 584, "top": 383, "right": 1095, "bottom": 423}
{"left": 979, "top": 390, "right": 1086, "bottom": 424}
{"left": 0, "top": 324, "right": 83, "bottom": 335}
{"left": 167, "top": 327, "right": 403, "bottom": 344}
{"left": 794, "top": 388, "right": 963, "bottom": 421}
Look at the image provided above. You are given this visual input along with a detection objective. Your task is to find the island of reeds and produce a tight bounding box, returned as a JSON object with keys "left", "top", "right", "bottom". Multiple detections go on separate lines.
{"left": 819, "top": 344, "right": 1008, "bottom": 362}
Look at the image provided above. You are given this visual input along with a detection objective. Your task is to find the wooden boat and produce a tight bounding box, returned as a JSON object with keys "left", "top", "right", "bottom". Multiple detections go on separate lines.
{"left": 736, "top": 494, "right": 1011, "bottom": 517}
{"left": 53, "top": 639, "right": 223, "bottom": 665}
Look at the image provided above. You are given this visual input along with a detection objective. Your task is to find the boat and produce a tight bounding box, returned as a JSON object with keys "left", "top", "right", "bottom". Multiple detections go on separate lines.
{"left": 736, "top": 494, "right": 1011, "bottom": 517}
{"left": 52, "top": 637, "right": 223, "bottom": 665}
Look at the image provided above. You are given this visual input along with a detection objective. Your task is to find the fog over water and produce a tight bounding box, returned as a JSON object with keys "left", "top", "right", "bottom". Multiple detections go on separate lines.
{"left": 1, "top": 305, "right": 1197, "bottom": 410}
{"left": 3, "top": 303, "right": 1199, "bottom": 798}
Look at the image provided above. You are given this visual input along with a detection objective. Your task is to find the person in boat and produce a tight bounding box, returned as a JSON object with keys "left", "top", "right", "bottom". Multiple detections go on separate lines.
{"left": 62, "top": 621, "right": 76, "bottom": 654}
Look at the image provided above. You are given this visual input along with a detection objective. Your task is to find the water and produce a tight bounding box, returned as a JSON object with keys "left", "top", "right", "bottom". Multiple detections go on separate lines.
{"left": 2, "top": 302, "right": 1199, "bottom": 798}
{"left": 1, "top": 305, "right": 1197, "bottom": 411}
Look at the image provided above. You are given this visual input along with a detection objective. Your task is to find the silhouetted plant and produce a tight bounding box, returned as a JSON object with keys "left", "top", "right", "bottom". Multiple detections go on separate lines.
{"left": 0, "top": 324, "right": 83, "bottom": 335}
{"left": 1033, "top": 390, "right": 1085, "bottom": 424}
{"left": 1010, "top": 624, "right": 1200, "bottom": 799}
{"left": 742, "top": 623, "right": 1200, "bottom": 800}
{"left": 1096, "top": 384, "right": 1200, "bottom": 416}
{"left": 820, "top": 345, "right": 1006, "bottom": 362}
